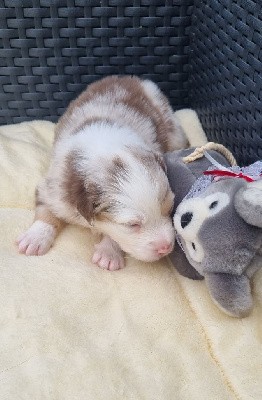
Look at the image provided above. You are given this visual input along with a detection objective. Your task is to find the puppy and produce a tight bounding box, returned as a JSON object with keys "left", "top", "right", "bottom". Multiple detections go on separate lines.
{"left": 16, "top": 76, "right": 187, "bottom": 270}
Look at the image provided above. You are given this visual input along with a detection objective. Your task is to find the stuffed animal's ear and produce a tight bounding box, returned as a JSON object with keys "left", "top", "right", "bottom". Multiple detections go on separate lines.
{"left": 205, "top": 273, "right": 253, "bottom": 318}
{"left": 234, "top": 180, "right": 262, "bottom": 228}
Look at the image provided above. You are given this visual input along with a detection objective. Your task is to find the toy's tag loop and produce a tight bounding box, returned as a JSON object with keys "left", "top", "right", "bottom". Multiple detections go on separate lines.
{"left": 203, "top": 150, "right": 231, "bottom": 171}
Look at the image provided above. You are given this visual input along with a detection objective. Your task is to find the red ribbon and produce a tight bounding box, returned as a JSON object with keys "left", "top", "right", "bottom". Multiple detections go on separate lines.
{"left": 203, "top": 169, "right": 259, "bottom": 182}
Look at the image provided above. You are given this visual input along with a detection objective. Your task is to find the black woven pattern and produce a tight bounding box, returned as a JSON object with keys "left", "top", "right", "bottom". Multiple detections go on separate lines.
{"left": 0, "top": 0, "right": 193, "bottom": 125}
{"left": 189, "top": 0, "right": 262, "bottom": 165}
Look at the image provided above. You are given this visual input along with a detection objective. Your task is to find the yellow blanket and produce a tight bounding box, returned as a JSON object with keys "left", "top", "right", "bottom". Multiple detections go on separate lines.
{"left": 0, "top": 111, "right": 261, "bottom": 400}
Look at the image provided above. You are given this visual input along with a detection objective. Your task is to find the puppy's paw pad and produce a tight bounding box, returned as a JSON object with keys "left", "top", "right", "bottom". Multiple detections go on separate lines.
{"left": 16, "top": 221, "right": 56, "bottom": 256}
{"left": 92, "top": 245, "right": 124, "bottom": 271}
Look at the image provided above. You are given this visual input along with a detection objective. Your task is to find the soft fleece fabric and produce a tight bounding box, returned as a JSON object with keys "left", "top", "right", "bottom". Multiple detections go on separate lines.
{"left": 0, "top": 111, "right": 261, "bottom": 400}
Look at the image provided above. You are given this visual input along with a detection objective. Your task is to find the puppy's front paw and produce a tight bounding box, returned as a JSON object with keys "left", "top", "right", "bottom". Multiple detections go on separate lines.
{"left": 92, "top": 237, "right": 125, "bottom": 271}
{"left": 16, "top": 220, "right": 56, "bottom": 256}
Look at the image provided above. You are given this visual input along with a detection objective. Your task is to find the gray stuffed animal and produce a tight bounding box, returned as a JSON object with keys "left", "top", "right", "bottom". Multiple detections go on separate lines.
{"left": 164, "top": 145, "right": 262, "bottom": 318}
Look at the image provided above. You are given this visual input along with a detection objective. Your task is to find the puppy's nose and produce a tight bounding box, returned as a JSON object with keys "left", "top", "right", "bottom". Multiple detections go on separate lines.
{"left": 156, "top": 242, "right": 173, "bottom": 255}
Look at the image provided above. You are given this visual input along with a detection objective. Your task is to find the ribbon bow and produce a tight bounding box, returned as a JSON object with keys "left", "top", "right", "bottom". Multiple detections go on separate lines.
{"left": 203, "top": 169, "right": 259, "bottom": 182}
{"left": 202, "top": 151, "right": 262, "bottom": 182}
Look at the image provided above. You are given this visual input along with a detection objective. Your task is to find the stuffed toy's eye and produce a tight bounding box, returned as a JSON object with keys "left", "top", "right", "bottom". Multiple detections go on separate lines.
{"left": 181, "top": 212, "right": 193, "bottom": 228}
{"left": 209, "top": 200, "right": 218, "bottom": 209}
{"left": 192, "top": 242, "right": 196, "bottom": 250}
{"left": 205, "top": 192, "right": 229, "bottom": 215}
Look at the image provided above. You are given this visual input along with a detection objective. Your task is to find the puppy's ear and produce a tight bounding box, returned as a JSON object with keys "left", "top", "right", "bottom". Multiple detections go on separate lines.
{"left": 65, "top": 161, "right": 103, "bottom": 223}
{"left": 76, "top": 180, "right": 102, "bottom": 223}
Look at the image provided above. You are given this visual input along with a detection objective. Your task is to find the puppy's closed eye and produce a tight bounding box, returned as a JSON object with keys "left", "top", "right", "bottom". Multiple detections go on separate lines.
{"left": 121, "top": 219, "right": 143, "bottom": 232}
{"left": 127, "top": 222, "right": 141, "bottom": 231}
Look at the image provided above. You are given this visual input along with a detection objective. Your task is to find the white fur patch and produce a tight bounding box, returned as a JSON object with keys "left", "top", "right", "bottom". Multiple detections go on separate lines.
{"left": 16, "top": 221, "right": 56, "bottom": 256}
{"left": 58, "top": 101, "right": 159, "bottom": 152}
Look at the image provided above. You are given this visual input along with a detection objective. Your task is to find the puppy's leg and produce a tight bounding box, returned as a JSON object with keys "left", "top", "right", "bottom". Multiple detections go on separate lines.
{"left": 92, "top": 235, "right": 125, "bottom": 271}
{"left": 16, "top": 193, "right": 64, "bottom": 256}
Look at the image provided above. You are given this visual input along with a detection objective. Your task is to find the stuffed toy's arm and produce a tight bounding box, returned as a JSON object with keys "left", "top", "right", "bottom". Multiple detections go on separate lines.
{"left": 205, "top": 273, "right": 253, "bottom": 318}
{"left": 169, "top": 244, "right": 204, "bottom": 280}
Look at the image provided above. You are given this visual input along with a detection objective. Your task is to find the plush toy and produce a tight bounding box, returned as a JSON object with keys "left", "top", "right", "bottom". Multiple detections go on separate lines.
{"left": 164, "top": 143, "right": 262, "bottom": 318}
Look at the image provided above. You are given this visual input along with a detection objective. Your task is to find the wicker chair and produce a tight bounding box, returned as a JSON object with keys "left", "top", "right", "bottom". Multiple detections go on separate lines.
{"left": 0, "top": 0, "right": 261, "bottom": 165}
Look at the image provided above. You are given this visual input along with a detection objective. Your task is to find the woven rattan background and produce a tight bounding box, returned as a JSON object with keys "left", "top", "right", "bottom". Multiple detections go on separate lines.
{"left": 0, "top": 0, "right": 193, "bottom": 125}
{"left": 189, "top": 0, "right": 262, "bottom": 165}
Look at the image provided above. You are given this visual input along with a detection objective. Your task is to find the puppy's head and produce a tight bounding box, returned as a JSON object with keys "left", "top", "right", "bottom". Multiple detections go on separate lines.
{"left": 68, "top": 148, "right": 175, "bottom": 262}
